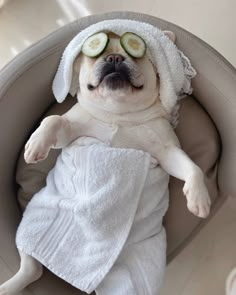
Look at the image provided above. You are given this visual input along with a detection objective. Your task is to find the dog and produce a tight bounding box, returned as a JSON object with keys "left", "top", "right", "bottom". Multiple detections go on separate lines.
{"left": 0, "top": 31, "right": 211, "bottom": 295}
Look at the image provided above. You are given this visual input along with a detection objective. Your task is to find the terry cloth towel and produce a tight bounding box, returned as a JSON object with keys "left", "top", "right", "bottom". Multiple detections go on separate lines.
{"left": 52, "top": 19, "right": 196, "bottom": 118}
{"left": 16, "top": 137, "right": 170, "bottom": 293}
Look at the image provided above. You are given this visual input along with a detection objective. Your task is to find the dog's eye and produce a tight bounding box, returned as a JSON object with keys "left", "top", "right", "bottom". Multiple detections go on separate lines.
{"left": 120, "top": 32, "right": 147, "bottom": 58}
{"left": 82, "top": 32, "right": 109, "bottom": 58}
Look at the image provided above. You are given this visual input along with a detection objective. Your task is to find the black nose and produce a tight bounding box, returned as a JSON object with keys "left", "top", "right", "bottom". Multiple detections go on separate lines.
{"left": 105, "top": 54, "right": 125, "bottom": 64}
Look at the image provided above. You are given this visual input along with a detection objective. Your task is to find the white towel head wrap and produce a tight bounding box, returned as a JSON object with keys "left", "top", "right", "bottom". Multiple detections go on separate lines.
{"left": 52, "top": 19, "right": 196, "bottom": 116}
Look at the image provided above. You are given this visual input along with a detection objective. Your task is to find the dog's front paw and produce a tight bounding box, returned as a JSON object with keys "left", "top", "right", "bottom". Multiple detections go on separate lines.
{"left": 24, "top": 132, "right": 53, "bottom": 164}
{"left": 183, "top": 174, "right": 211, "bottom": 218}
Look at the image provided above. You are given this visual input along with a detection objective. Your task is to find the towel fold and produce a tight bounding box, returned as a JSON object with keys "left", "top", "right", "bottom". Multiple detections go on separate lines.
{"left": 16, "top": 138, "right": 157, "bottom": 293}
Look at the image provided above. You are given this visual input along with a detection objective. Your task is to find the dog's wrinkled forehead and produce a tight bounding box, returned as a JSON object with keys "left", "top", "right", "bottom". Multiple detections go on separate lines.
{"left": 105, "top": 32, "right": 124, "bottom": 54}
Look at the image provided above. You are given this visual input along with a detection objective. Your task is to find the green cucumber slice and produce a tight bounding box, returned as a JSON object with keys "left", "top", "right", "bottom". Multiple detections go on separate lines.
{"left": 82, "top": 32, "right": 109, "bottom": 57}
{"left": 120, "top": 32, "right": 146, "bottom": 58}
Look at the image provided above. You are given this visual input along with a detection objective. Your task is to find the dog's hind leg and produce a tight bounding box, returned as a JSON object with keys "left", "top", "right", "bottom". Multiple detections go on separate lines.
{"left": 0, "top": 251, "right": 43, "bottom": 295}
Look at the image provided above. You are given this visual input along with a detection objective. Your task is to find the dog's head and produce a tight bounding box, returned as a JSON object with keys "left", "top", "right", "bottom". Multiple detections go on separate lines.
{"left": 72, "top": 31, "right": 175, "bottom": 114}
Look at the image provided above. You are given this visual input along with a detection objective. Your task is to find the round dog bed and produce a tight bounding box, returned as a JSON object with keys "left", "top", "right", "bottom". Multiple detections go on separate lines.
{"left": 0, "top": 11, "right": 235, "bottom": 295}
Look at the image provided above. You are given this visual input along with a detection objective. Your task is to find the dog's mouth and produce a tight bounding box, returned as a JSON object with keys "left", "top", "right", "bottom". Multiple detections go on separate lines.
{"left": 87, "top": 63, "right": 144, "bottom": 91}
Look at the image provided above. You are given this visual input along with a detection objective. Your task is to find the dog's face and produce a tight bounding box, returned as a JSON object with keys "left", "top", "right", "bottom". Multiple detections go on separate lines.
{"left": 74, "top": 32, "right": 160, "bottom": 114}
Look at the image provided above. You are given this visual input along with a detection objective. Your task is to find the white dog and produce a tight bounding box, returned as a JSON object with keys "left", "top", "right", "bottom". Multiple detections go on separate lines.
{"left": 0, "top": 31, "right": 211, "bottom": 295}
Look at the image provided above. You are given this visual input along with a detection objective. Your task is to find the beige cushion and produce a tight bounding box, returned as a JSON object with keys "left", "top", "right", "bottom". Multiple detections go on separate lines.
{"left": 16, "top": 95, "right": 221, "bottom": 259}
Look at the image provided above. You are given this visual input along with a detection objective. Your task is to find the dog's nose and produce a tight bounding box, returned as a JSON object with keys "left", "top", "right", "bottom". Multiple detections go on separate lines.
{"left": 105, "top": 54, "right": 125, "bottom": 64}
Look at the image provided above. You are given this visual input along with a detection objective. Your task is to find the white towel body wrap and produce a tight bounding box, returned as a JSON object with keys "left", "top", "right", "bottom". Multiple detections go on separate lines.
{"left": 16, "top": 138, "right": 169, "bottom": 294}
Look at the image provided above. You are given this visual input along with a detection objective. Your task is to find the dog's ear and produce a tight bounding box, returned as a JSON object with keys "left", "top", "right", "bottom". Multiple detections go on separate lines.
{"left": 163, "top": 31, "right": 176, "bottom": 44}
{"left": 69, "top": 55, "right": 81, "bottom": 97}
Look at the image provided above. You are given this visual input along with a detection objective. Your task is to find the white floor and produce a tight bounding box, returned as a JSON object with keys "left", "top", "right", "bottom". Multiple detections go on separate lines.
{"left": 0, "top": 1, "right": 236, "bottom": 294}
{"left": 161, "top": 196, "right": 236, "bottom": 295}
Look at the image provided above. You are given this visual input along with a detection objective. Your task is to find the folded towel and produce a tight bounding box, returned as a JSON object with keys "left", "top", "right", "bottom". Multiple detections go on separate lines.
{"left": 96, "top": 228, "right": 168, "bottom": 295}
{"left": 52, "top": 19, "right": 196, "bottom": 119}
{"left": 16, "top": 138, "right": 158, "bottom": 293}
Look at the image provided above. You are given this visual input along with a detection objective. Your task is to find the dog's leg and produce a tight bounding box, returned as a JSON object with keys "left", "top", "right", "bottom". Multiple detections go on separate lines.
{"left": 158, "top": 145, "right": 211, "bottom": 218}
{"left": 125, "top": 125, "right": 211, "bottom": 218}
{"left": 24, "top": 115, "right": 71, "bottom": 163}
{"left": 0, "top": 251, "right": 43, "bottom": 295}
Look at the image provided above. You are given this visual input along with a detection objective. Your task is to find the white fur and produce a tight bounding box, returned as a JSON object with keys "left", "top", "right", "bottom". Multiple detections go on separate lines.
{"left": 0, "top": 33, "right": 210, "bottom": 295}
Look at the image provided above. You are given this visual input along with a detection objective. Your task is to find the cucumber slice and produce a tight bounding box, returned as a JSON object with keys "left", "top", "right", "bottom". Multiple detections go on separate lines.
{"left": 120, "top": 32, "right": 146, "bottom": 58}
{"left": 82, "top": 32, "right": 109, "bottom": 57}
